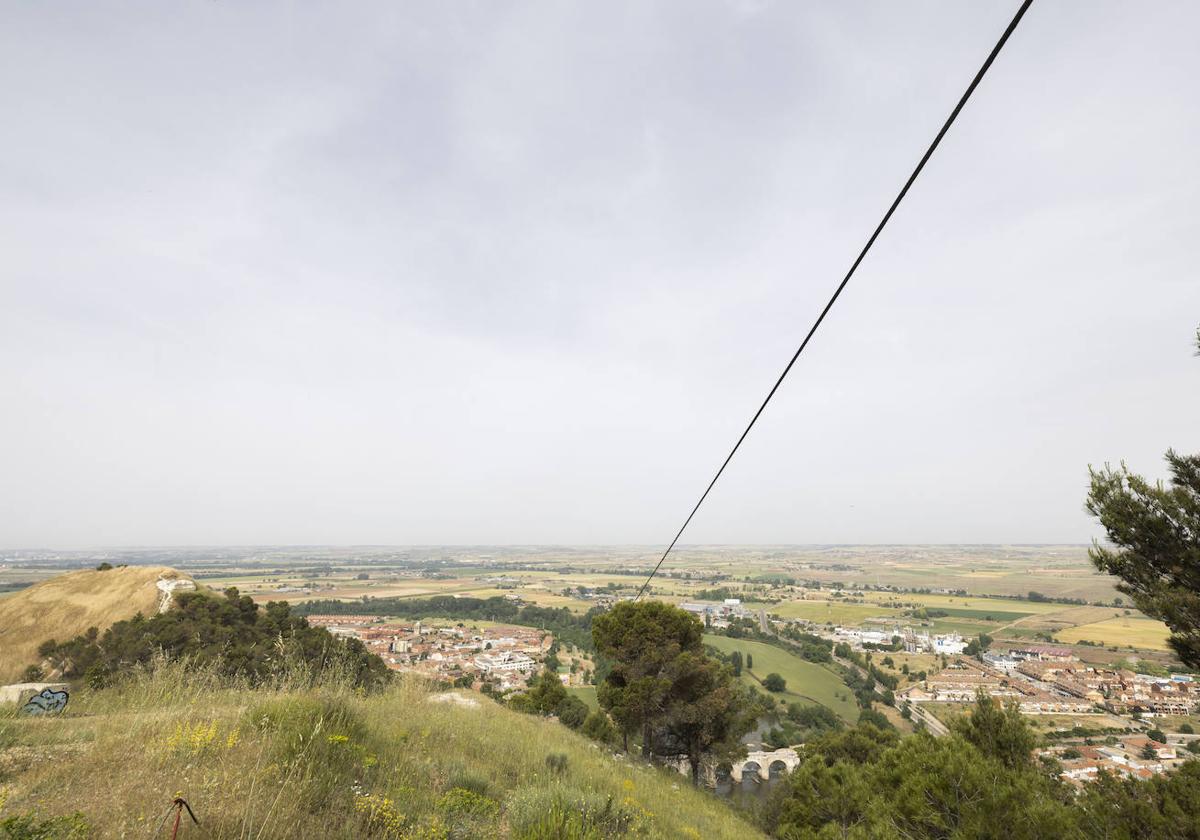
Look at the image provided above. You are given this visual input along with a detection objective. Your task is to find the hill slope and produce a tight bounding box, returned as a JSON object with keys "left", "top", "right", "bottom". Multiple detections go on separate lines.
{"left": 704, "top": 634, "right": 858, "bottom": 723}
{"left": 0, "top": 566, "right": 195, "bottom": 682}
{"left": 0, "top": 668, "right": 761, "bottom": 838}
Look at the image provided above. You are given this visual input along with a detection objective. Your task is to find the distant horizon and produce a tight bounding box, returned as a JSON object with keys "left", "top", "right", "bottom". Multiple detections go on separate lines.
{"left": 2, "top": 541, "right": 1095, "bottom": 553}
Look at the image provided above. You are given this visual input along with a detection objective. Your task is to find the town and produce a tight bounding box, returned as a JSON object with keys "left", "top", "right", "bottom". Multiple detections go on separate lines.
{"left": 305, "top": 614, "right": 594, "bottom": 693}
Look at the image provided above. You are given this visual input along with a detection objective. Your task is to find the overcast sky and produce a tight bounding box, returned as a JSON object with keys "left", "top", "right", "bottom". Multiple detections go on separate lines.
{"left": 2, "top": 1, "right": 1197, "bottom": 549}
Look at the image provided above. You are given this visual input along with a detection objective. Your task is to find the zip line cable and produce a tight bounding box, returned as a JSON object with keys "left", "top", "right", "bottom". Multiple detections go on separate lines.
{"left": 635, "top": 0, "right": 1035, "bottom": 600}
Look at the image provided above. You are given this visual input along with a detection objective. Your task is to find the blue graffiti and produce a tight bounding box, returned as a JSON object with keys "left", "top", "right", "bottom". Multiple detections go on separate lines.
{"left": 20, "top": 688, "right": 69, "bottom": 715}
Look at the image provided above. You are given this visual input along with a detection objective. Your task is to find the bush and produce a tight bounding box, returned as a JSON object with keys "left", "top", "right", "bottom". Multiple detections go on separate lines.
{"left": 0, "top": 811, "right": 91, "bottom": 839}
{"left": 436, "top": 787, "right": 499, "bottom": 819}
{"left": 545, "top": 753, "right": 569, "bottom": 775}
{"left": 506, "top": 785, "right": 641, "bottom": 839}
{"left": 445, "top": 770, "right": 490, "bottom": 798}
{"left": 581, "top": 711, "right": 617, "bottom": 744}
{"left": 556, "top": 695, "right": 589, "bottom": 730}
{"left": 763, "top": 673, "right": 787, "bottom": 692}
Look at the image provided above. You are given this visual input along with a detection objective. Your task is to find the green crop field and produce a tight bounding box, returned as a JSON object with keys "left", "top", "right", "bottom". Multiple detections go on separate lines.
{"left": 704, "top": 634, "right": 858, "bottom": 723}
{"left": 926, "top": 618, "right": 997, "bottom": 637}
{"left": 934, "top": 607, "right": 1034, "bottom": 622}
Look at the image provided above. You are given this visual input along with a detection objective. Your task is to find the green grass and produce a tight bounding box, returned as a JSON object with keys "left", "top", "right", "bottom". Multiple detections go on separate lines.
{"left": 926, "top": 618, "right": 996, "bottom": 637}
{"left": 934, "top": 607, "right": 1033, "bottom": 622}
{"left": 0, "top": 664, "right": 761, "bottom": 839}
{"left": 703, "top": 635, "right": 858, "bottom": 723}
{"left": 566, "top": 685, "right": 599, "bottom": 712}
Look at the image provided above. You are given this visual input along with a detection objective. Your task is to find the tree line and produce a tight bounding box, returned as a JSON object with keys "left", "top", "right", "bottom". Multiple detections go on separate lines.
{"left": 757, "top": 692, "right": 1200, "bottom": 839}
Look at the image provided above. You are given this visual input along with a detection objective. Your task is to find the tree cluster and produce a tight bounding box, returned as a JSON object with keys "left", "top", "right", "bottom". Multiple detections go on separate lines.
{"left": 506, "top": 669, "right": 590, "bottom": 730}
{"left": 761, "top": 693, "right": 1200, "bottom": 839}
{"left": 36, "top": 588, "right": 390, "bottom": 689}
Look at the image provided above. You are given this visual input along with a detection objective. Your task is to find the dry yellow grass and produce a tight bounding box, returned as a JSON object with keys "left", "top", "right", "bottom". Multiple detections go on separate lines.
{"left": 0, "top": 566, "right": 194, "bottom": 682}
{"left": 1057, "top": 616, "right": 1173, "bottom": 651}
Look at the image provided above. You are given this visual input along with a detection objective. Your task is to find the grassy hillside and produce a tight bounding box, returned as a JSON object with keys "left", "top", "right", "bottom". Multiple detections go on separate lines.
{"left": 0, "top": 665, "right": 761, "bottom": 839}
{"left": 0, "top": 566, "right": 195, "bottom": 682}
{"left": 703, "top": 635, "right": 858, "bottom": 723}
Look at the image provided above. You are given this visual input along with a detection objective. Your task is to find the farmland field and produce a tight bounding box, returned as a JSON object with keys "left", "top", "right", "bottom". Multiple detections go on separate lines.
{"left": 704, "top": 634, "right": 858, "bottom": 723}
{"left": 1057, "top": 616, "right": 1172, "bottom": 651}
{"left": 768, "top": 600, "right": 903, "bottom": 624}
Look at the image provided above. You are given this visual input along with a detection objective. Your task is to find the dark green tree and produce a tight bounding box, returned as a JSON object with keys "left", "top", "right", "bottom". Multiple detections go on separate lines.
{"left": 729, "top": 650, "right": 742, "bottom": 676}
{"left": 592, "top": 600, "right": 703, "bottom": 758}
{"left": 555, "top": 694, "right": 589, "bottom": 729}
{"left": 656, "top": 652, "right": 754, "bottom": 785}
{"left": 857, "top": 707, "right": 893, "bottom": 731}
{"left": 952, "top": 692, "right": 1036, "bottom": 770}
{"left": 509, "top": 670, "right": 568, "bottom": 715}
{"left": 1087, "top": 450, "right": 1200, "bottom": 667}
{"left": 787, "top": 702, "right": 843, "bottom": 733}
{"left": 763, "top": 672, "right": 786, "bottom": 692}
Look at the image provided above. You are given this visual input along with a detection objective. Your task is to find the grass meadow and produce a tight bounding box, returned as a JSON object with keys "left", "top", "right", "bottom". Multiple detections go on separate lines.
{"left": 0, "top": 662, "right": 761, "bottom": 839}
{"left": 703, "top": 635, "right": 858, "bottom": 723}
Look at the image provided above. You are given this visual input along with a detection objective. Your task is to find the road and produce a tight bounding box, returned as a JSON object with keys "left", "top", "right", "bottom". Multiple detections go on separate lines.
{"left": 908, "top": 702, "right": 950, "bottom": 737}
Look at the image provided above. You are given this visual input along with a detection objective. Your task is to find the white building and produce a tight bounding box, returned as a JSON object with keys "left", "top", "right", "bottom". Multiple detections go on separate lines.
{"left": 933, "top": 634, "right": 967, "bottom": 655}
{"left": 474, "top": 651, "right": 535, "bottom": 674}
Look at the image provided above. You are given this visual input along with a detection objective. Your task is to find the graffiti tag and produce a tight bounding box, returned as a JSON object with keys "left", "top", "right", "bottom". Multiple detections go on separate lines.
{"left": 20, "top": 688, "right": 69, "bottom": 715}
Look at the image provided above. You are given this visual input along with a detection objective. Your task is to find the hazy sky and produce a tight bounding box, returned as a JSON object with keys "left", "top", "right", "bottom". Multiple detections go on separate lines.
{"left": 2, "top": 1, "right": 1197, "bottom": 548}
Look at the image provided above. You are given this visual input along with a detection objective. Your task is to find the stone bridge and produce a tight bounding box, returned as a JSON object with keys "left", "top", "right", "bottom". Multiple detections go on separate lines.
{"left": 729, "top": 747, "right": 801, "bottom": 782}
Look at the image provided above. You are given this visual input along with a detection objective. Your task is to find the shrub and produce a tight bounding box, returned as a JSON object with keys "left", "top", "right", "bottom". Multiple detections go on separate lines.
{"left": 556, "top": 695, "right": 589, "bottom": 730}
{"left": 763, "top": 673, "right": 786, "bottom": 692}
{"left": 445, "top": 770, "right": 490, "bottom": 798}
{"left": 436, "top": 787, "right": 499, "bottom": 819}
{"left": 506, "top": 785, "right": 641, "bottom": 839}
{"left": 0, "top": 811, "right": 91, "bottom": 839}
{"left": 545, "top": 753, "right": 569, "bottom": 775}
{"left": 581, "top": 711, "right": 617, "bottom": 744}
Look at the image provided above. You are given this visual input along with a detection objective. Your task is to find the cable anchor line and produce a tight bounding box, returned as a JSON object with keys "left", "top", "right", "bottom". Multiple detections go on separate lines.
{"left": 635, "top": 0, "right": 1036, "bottom": 600}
